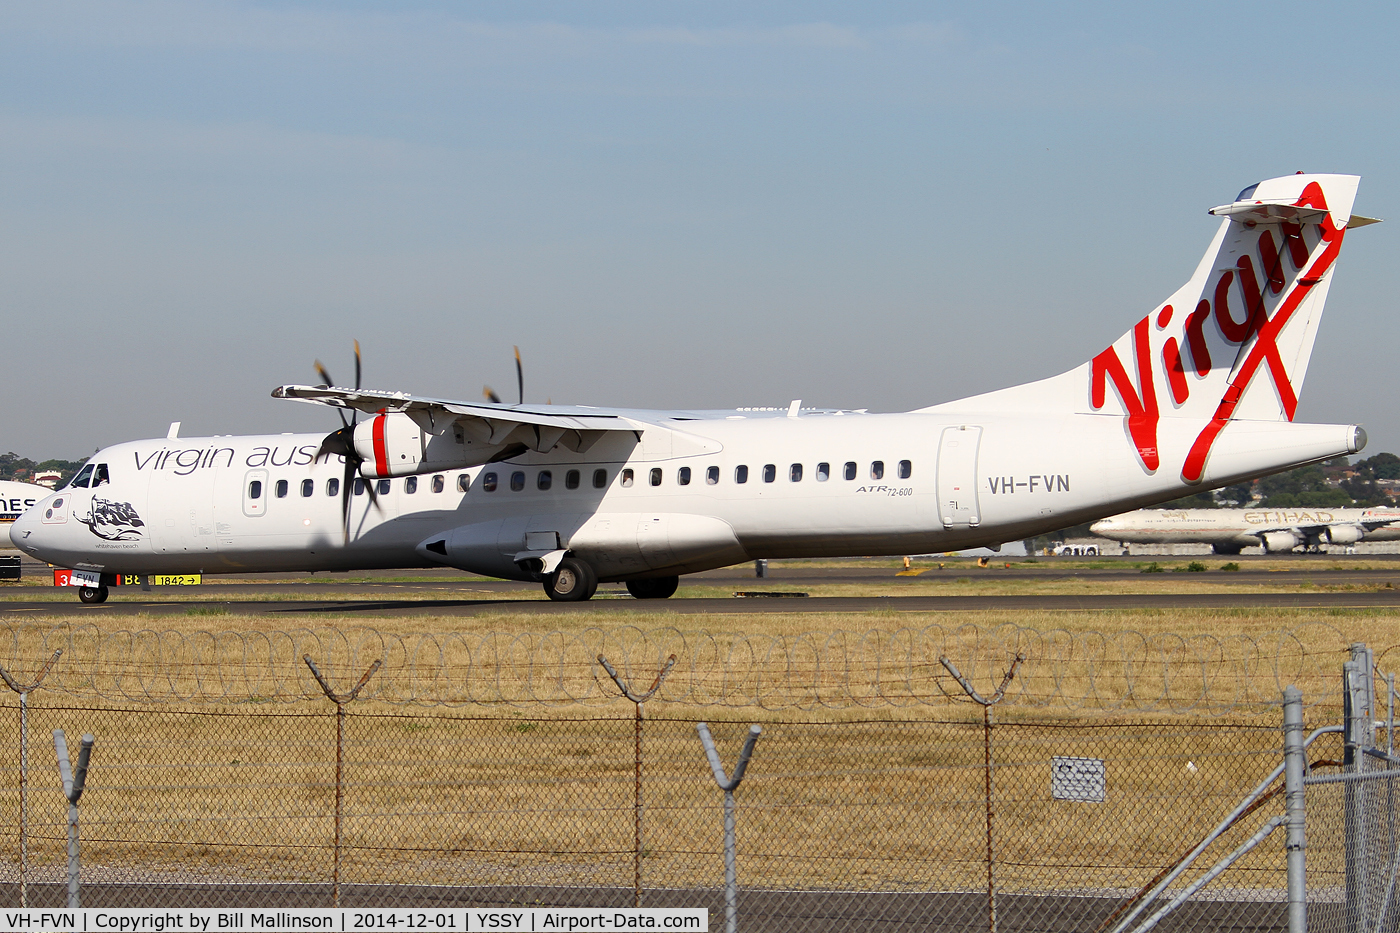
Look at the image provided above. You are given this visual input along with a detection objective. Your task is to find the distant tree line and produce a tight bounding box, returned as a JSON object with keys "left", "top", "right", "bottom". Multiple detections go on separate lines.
{"left": 0, "top": 452, "right": 87, "bottom": 487}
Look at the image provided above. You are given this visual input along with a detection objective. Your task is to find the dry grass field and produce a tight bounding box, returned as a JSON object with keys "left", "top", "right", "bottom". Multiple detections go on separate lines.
{"left": 0, "top": 570, "right": 1394, "bottom": 901}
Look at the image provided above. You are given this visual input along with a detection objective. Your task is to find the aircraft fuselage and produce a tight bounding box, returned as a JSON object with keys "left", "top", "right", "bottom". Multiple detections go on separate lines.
{"left": 11, "top": 408, "right": 1361, "bottom": 581}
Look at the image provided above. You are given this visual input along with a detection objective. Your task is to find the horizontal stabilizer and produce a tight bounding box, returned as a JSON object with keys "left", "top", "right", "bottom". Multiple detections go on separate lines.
{"left": 1208, "top": 200, "right": 1330, "bottom": 225}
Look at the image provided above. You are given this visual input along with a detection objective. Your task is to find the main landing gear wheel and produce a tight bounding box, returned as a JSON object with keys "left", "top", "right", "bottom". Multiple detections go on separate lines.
{"left": 627, "top": 576, "right": 679, "bottom": 600}
{"left": 78, "top": 585, "right": 109, "bottom": 604}
{"left": 544, "top": 558, "right": 598, "bottom": 602}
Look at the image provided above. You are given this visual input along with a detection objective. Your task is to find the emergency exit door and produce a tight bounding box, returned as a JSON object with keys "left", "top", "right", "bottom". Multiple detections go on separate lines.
{"left": 937, "top": 426, "right": 982, "bottom": 527}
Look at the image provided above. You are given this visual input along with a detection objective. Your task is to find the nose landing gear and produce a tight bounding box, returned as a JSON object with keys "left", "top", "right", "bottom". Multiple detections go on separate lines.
{"left": 78, "top": 585, "right": 109, "bottom": 604}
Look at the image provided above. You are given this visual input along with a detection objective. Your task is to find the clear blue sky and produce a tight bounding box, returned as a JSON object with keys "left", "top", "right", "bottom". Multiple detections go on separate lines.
{"left": 4, "top": 1, "right": 1397, "bottom": 461}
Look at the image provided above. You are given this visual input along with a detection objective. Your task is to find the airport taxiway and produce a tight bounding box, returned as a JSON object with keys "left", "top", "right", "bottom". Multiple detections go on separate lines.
{"left": 5, "top": 554, "right": 1400, "bottom": 617}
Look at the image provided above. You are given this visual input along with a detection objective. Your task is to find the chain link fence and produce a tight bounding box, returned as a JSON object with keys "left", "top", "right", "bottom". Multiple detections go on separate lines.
{"left": 1301, "top": 646, "right": 1400, "bottom": 933}
{"left": 0, "top": 622, "right": 1386, "bottom": 931}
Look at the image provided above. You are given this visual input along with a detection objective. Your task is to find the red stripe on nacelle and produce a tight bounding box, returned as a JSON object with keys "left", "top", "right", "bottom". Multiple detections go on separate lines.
{"left": 372, "top": 414, "right": 389, "bottom": 478}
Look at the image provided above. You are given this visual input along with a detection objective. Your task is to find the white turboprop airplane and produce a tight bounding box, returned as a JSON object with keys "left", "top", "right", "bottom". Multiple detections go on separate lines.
{"left": 1091, "top": 506, "right": 1400, "bottom": 554}
{"left": 10, "top": 173, "right": 1378, "bottom": 603}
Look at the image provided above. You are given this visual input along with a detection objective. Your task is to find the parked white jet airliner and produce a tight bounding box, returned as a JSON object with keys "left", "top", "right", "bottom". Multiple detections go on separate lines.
{"left": 0, "top": 480, "right": 47, "bottom": 524}
{"left": 1091, "top": 507, "right": 1400, "bottom": 554}
{"left": 10, "top": 173, "right": 1377, "bottom": 603}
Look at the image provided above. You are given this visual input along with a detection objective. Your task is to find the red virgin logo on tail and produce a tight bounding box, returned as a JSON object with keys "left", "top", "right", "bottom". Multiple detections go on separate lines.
{"left": 1090, "top": 182, "right": 1346, "bottom": 481}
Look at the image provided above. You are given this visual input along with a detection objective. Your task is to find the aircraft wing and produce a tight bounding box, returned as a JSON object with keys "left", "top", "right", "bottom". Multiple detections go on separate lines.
{"left": 272, "top": 385, "right": 637, "bottom": 451}
{"left": 1251, "top": 517, "right": 1399, "bottom": 537}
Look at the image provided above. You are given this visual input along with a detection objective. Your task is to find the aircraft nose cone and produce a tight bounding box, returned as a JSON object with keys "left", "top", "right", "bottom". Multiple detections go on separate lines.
{"left": 1090, "top": 519, "right": 1112, "bottom": 534}
{"left": 9, "top": 508, "right": 40, "bottom": 552}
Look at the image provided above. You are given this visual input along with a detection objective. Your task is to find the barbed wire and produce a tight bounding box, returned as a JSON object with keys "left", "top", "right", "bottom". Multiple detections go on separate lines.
{"left": 0, "top": 621, "right": 1367, "bottom": 712}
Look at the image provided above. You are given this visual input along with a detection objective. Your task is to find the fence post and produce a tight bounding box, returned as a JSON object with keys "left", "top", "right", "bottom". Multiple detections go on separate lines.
{"left": 304, "top": 655, "right": 382, "bottom": 908}
{"left": 1283, "top": 685, "right": 1307, "bottom": 933}
{"left": 696, "top": 723, "right": 761, "bottom": 933}
{"left": 1344, "top": 643, "right": 1374, "bottom": 933}
{"left": 52, "top": 729, "right": 94, "bottom": 910}
{"left": 0, "top": 650, "right": 62, "bottom": 908}
{"left": 940, "top": 653, "right": 1025, "bottom": 933}
{"left": 598, "top": 653, "right": 677, "bottom": 908}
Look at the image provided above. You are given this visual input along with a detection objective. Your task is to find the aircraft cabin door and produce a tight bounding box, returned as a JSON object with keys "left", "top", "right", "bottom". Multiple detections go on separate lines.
{"left": 937, "top": 426, "right": 982, "bottom": 527}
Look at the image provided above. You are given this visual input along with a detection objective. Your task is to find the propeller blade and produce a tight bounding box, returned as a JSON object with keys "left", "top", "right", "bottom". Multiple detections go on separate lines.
{"left": 341, "top": 458, "right": 356, "bottom": 544}
{"left": 514, "top": 345, "right": 523, "bottom": 406}
{"left": 484, "top": 385, "right": 502, "bottom": 404}
{"left": 313, "top": 343, "right": 370, "bottom": 540}
{"left": 363, "top": 474, "right": 385, "bottom": 516}
{"left": 351, "top": 340, "right": 362, "bottom": 426}
{"left": 314, "top": 361, "right": 350, "bottom": 427}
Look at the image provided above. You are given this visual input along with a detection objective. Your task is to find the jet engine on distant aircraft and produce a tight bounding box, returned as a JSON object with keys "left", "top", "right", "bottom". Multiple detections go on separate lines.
{"left": 1261, "top": 531, "right": 1301, "bottom": 553}
{"left": 1322, "top": 524, "right": 1364, "bottom": 545}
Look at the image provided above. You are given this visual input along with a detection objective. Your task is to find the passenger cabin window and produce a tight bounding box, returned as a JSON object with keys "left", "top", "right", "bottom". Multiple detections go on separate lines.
{"left": 327, "top": 478, "right": 340, "bottom": 497}
{"left": 790, "top": 463, "right": 803, "bottom": 482}
{"left": 275, "top": 479, "right": 289, "bottom": 498}
{"left": 565, "top": 470, "right": 580, "bottom": 490}
{"left": 510, "top": 471, "right": 525, "bottom": 492}
{"left": 377, "top": 479, "right": 391, "bottom": 496}
{"left": 678, "top": 466, "right": 691, "bottom": 485}
{"left": 301, "top": 479, "right": 314, "bottom": 497}
{"left": 735, "top": 465, "right": 749, "bottom": 484}
{"left": 649, "top": 468, "right": 662, "bottom": 487}
{"left": 432, "top": 474, "right": 445, "bottom": 493}
{"left": 621, "top": 469, "right": 635, "bottom": 487}
{"left": 93, "top": 464, "right": 110, "bottom": 486}
{"left": 354, "top": 478, "right": 366, "bottom": 496}
{"left": 457, "top": 473, "right": 470, "bottom": 492}
{"left": 898, "top": 460, "right": 912, "bottom": 479}
{"left": 706, "top": 466, "right": 719, "bottom": 485}
{"left": 482, "top": 472, "right": 498, "bottom": 492}
{"left": 405, "top": 476, "right": 418, "bottom": 494}
{"left": 870, "top": 461, "right": 885, "bottom": 480}
{"left": 537, "top": 470, "right": 552, "bottom": 491}
{"left": 844, "top": 461, "right": 857, "bottom": 481}
{"left": 593, "top": 469, "right": 608, "bottom": 489}
{"left": 70, "top": 464, "right": 94, "bottom": 488}
{"left": 816, "top": 462, "right": 830, "bottom": 482}
{"left": 763, "top": 464, "right": 776, "bottom": 483}
{"left": 249, "top": 480, "right": 263, "bottom": 500}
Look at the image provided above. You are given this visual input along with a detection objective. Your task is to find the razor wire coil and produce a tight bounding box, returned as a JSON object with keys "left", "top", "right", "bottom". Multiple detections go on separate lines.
{"left": 0, "top": 621, "right": 1363, "bottom": 712}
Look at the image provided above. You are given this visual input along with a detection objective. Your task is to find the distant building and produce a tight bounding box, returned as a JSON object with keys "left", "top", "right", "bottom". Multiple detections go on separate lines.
{"left": 33, "top": 471, "right": 62, "bottom": 489}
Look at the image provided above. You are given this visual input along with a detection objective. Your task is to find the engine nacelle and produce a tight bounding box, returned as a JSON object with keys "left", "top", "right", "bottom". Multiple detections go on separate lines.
{"left": 352, "top": 413, "right": 477, "bottom": 478}
{"left": 1324, "top": 524, "right": 1364, "bottom": 545}
{"left": 417, "top": 512, "right": 748, "bottom": 581}
{"left": 1260, "top": 531, "right": 1300, "bottom": 553}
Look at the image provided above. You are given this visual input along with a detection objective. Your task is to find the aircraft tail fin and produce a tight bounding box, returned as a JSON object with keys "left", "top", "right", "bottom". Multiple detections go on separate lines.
{"left": 921, "top": 173, "right": 1368, "bottom": 482}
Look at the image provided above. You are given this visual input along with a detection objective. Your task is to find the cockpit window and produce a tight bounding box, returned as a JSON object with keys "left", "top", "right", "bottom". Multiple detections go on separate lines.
{"left": 93, "top": 464, "right": 110, "bottom": 486}
{"left": 69, "top": 464, "right": 95, "bottom": 488}
{"left": 1235, "top": 183, "right": 1260, "bottom": 201}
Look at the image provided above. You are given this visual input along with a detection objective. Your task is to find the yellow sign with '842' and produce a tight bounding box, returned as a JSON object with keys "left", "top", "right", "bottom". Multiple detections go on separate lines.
{"left": 118, "top": 574, "right": 202, "bottom": 586}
